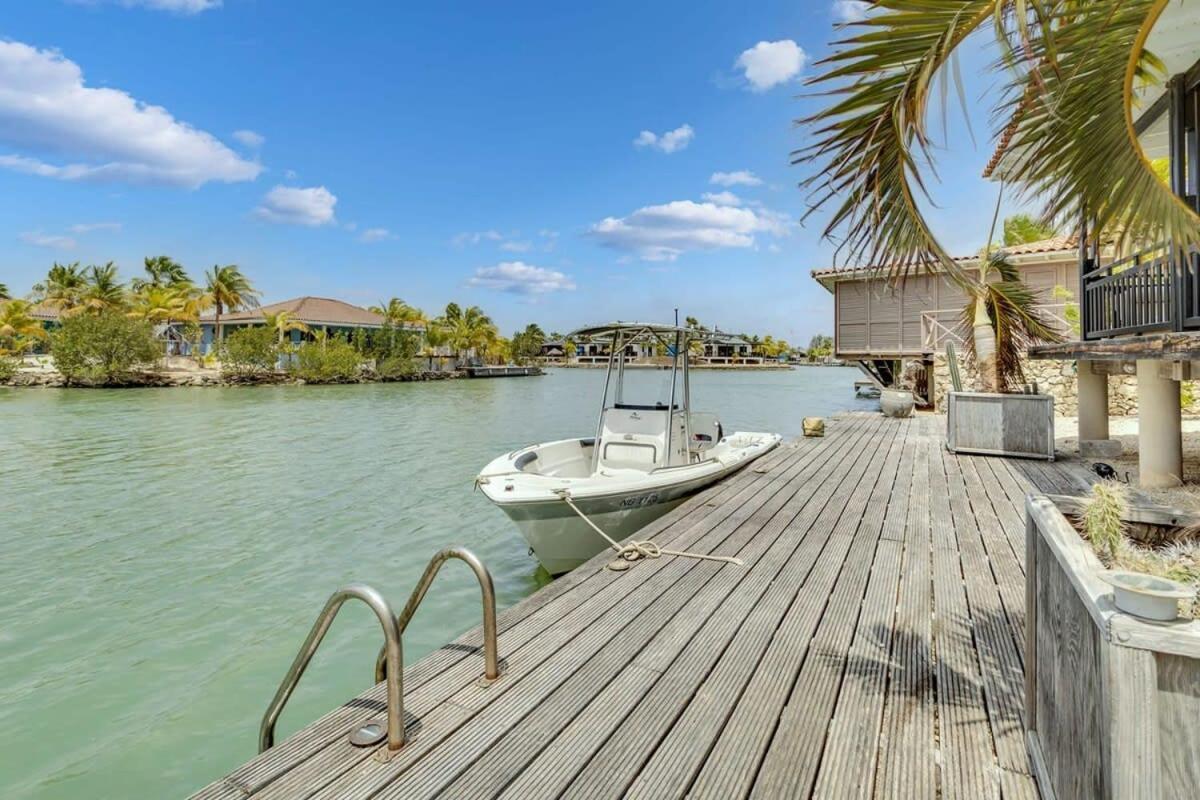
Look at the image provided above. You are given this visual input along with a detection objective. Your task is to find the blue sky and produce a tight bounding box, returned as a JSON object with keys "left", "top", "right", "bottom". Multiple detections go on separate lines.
{"left": 0, "top": 0, "right": 1035, "bottom": 343}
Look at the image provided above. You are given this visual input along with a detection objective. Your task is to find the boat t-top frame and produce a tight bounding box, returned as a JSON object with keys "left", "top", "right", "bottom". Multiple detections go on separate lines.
{"left": 568, "top": 322, "right": 699, "bottom": 466}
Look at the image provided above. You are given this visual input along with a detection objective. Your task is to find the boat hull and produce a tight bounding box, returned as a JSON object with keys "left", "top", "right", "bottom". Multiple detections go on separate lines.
{"left": 502, "top": 492, "right": 692, "bottom": 575}
{"left": 479, "top": 431, "right": 782, "bottom": 575}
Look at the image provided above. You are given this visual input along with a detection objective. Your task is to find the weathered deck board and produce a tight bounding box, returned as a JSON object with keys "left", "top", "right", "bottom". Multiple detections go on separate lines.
{"left": 192, "top": 413, "right": 1098, "bottom": 800}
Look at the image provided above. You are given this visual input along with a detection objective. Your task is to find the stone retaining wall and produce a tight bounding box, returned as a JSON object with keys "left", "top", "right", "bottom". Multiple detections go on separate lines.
{"left": 927, "top": 354, "right": 1196, "bottom": 416}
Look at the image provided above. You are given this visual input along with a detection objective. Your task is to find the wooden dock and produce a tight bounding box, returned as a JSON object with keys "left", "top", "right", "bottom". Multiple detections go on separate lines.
{"left": 194, "top": 413, "right": 1097, "bottom": 799}
{"left": 464, "top": 366, "right": 544, "bottom": 378}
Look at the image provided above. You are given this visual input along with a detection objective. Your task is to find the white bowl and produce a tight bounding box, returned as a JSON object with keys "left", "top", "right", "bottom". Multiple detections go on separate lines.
{"left": 1100, "top": 570, "right": 1195, "bottom": 621}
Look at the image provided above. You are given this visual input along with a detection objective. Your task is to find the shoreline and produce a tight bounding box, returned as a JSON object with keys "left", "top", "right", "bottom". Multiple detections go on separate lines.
{"left": 0, "top": 361, "right": 855, "bottom": 388}
{"left": 546, "top": 362, "right": 846, "bottom": 371}
{"left": 1, "top": 367, "right": 469, "bottom": 389}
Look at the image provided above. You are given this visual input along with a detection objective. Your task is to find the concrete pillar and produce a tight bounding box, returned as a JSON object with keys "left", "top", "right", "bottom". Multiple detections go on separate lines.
{"left": 1136, "top": 359, "right": 1183, "bottom": 488}
{"left": 1077, "top": 360, "right": 1118, "bottom": 458}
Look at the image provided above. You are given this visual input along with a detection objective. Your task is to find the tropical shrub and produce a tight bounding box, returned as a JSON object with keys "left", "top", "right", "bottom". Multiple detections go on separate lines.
{"left": 378, "top": 355, "right": 419, "bottom": 380}
{"left": 51, "top": 311, "right": 161, "bottom": 385}
{"left": 0, "top": 355, "right": 18, "bottom": 383}
{"left": 372, "top": 322, "right": 421, "bottom": 378}
{"left": 220, "top": 326, "right": 279, "bottom": 378}
{"left": 291, "top": 339, "right": 362, "bottom": 383}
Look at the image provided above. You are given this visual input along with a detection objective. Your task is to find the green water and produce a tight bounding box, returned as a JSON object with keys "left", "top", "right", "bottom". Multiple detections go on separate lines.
{"left": 0, "top": 367, "right": 873, "bottom": 799}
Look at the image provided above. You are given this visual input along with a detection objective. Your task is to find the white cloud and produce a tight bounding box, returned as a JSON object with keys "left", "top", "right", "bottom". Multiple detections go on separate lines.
{"left": 735, "top": 40, "right": 807, "bottom": 92}
{"left": 710, "top": 170, "right": 762, "bottom": 187}
{"left": 589, "top": 199, "right": 790, "bottom": 261}
{"left": 0, "top": 40, "right": 259, "bottom": 188}
{"left": 499, "top": 240, "right": 532, "bottom": 253}
{"left": 358, "top": 227, "right": 393, "bottom": 243}
{"left": 632, "top": 123, "right": 694, "bottom": 154}
{"left": 253, "top": 185, "right": 337, "bottom": 226}
{"left": 84, "top": 1, "right": 223, "bottom": 13}
{"left": 832, "top": 0, "right": 870, "bottom": 22}
{"left": 284, "top": 169, "right": 299, "bottom": 180}
{"left": 467, "top": 261, "right": 576, "bottom": 295}
{"left": 20, "top": 231, "right": 76, "bottom": 249}
{"left": 19, "top": 220, "right": 122, "bottom": 249}
{"left": 452, "top": 229, "right": 505, "bottom": 247}
{"left": 232, "top": 129, "right": 264, "bottom": 149}
{"left": 68, "top": 221, "right": 121, "bottom": 233}
{"left": 701, "top": 191, "right": 741, "bottom": 206}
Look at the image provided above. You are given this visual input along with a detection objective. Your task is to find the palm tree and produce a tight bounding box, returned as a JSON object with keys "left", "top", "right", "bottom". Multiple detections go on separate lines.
{"left": 129, "top": 285, "right": 189, "bottom": 324}
{"left": 435, "top": 303, "right": 497, "bottom": 362}
{"left": 79, "top": 263, "right": 127, "bottom": 314}
{"left": 0, "top": 299, "right": 47, "bottom": 354}
{"left": 800, "top": 1, "right": 1199, "bottom": 284}
{"left": 33, "top": 262, "right": 87, "bottom": 314}
{"left": 132, "top": 256, "right": 190, "bottom": 291}
{"left": 0, "top": 283, "right": 9, "bottom": 300}
{"left": 959, "top": 250, "right": 1066, "bottom": 392}
{"left": 485, "top": 336, "right": 512, "bottom": 365}
{"left": 263, "top": 310, "right": 309, "bottom": 345}
{"left": 204, "top": 265, "right": 260, "bottom": 344}
{"left": 370, "top": 297, "right": 428, "bottom": 327}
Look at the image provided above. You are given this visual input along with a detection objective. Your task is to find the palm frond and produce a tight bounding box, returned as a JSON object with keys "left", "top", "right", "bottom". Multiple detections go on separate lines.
{"left": 999, "top": 1, "right": 1200, "bottom": 252}
{"left": 798, "top": 1, "right": 1009, "bottom": 282}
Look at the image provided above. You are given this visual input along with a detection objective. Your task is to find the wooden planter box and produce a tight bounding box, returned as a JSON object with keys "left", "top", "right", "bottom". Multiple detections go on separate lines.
{"left": 1025, "top": 494, "right": 1200, "bottom": 800}
{"left": 946, "top": 391, "right": 1055, "bottom": 460}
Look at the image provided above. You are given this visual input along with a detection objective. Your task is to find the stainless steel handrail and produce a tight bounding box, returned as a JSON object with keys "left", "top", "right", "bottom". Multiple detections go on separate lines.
{"left": 259, "top": 584, "right": 404, "bottom": 753}
{"left": 375, "top": 547, "right": 500, "bottom": 683}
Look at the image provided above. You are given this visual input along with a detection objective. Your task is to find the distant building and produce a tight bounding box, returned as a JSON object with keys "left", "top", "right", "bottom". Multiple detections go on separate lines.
{"left": 574, "top": 340, "right": 656, "bottom": 364}
{"left": 699, "top": 332, "right": 758, "bottom": 364}
{"left": 538, "top": 340, "right": 567, "bottom": 362}
{"left": 199, "top": 296, "right": 411, "bottom": 352}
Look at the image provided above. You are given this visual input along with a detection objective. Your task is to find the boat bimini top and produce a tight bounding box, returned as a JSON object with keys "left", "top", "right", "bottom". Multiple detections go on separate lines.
{"left": 570, "top": 321, "right": 710, "bottom": 473}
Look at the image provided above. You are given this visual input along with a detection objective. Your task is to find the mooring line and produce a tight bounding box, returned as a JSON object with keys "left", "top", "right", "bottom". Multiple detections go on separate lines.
{"left": 554, "top": 489, "right": 744, "bottom": 568}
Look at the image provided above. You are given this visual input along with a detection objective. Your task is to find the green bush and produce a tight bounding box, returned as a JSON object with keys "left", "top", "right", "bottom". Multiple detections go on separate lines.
{"left": 51, "top": 311, "right": 161, "bottom": 385}
{"left": 220, "top": 327, "right": 279, "bottom": 378}
{"left": 291, "top": 340, "right": 362, "bottom": 383}
{"left": 378, "top": 354, "right": 419, "bottom": 380}
{"left": 372, "top": 323, "right": 420, "bottom": 379}
{"left": 0, "top": 355, "right": 18, "bottom": 383}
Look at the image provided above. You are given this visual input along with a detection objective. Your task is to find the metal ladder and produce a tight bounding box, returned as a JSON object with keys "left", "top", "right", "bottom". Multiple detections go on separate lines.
{"left": 258, "top": 546, "right": 501, "bottom": 754}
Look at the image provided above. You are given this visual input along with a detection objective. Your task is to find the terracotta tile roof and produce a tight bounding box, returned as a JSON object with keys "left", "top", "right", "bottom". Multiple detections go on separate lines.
{"left": 204, "top": 296, "right": 386, "bottom": 327}
{"left": 1001, "top": 234, "right": 1079, "bottom": 255}
{"left": 982, "top": 114, "right": 1021, "bottom": 179}
{"left": 0, "top": 300, "right": 61, "bottom": 321}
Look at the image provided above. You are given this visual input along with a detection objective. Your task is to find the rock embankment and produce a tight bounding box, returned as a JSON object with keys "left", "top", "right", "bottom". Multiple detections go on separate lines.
{"left": 2, "top": 366, "right": 463, "bottom": 388}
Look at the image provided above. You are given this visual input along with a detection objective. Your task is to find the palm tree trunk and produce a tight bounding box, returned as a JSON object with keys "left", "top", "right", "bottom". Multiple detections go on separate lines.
{"left": 214, "top": 302, "right": 223, "bottom": 351}
{"left": 972, "top": 296, "right": 999, "bottom": 393}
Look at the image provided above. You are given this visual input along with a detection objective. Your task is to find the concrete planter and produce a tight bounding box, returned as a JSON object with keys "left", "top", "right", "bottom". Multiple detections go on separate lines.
{"left": 1025, "top": 494, "right": 1200, "bottom": 800}
{"left": 945, "top": 391, "right": 1054, "bottom": 460}
{"left": 879, "top": 389, "right": 914, "bottom": 418}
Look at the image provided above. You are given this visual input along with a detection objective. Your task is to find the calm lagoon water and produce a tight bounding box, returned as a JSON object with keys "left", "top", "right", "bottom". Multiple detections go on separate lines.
{"left": 0, "top": 366, "right": 874, "bottom": 798}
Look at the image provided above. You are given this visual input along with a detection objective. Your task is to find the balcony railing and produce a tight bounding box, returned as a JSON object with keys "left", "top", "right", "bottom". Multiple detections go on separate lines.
{"left": 921, "top": 304, "right": 1074, "bottom": 352}
{"left": 1081, "top": 242, "right": 1200, "bottom": 340}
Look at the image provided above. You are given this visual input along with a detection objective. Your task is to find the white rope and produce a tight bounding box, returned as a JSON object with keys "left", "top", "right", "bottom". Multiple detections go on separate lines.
{"left": 554, "top": 489, "right": 743, "bottom": 567}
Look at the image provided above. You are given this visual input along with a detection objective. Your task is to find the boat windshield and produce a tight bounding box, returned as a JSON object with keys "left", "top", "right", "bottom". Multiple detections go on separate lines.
{"left": 568, "top": 321, "right": 697, "bottom": 466}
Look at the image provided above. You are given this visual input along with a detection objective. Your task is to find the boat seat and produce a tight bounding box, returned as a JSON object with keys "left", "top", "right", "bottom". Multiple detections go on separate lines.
{"left": 597, "top": 407, "right": 671, "bottom": 471}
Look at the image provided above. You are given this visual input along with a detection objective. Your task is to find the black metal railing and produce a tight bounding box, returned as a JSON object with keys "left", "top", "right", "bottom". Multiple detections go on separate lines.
{"left": 1081, "top": 242, "right": 1200, "bottom": 339}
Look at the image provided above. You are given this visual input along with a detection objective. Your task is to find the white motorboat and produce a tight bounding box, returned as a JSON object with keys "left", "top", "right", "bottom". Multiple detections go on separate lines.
{"left": 477, "top": 322, "right": 781, "bottom": 575}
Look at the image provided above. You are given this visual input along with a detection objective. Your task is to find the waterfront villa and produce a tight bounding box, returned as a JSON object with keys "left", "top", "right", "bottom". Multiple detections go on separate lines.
{"left": 811, "top": 236, "right": 1079, "bottom": 406}
{"left": 992, "top": 4, "right": 1200, "bottom": 490}
{"left": 699, "top": 331, "right": 759, "bottom": 365}
{"left": 199, "top": 296, "right": 418, "bottom": 352}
